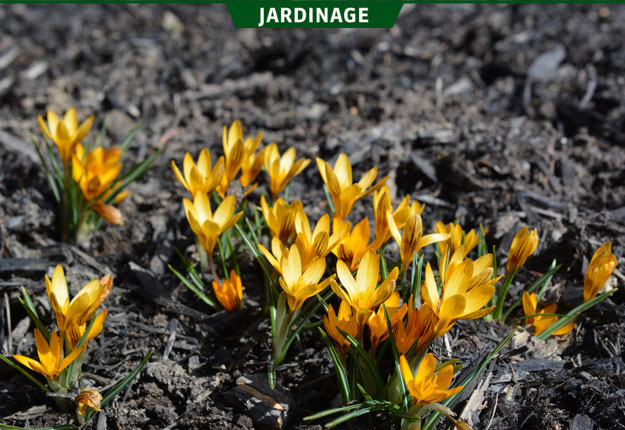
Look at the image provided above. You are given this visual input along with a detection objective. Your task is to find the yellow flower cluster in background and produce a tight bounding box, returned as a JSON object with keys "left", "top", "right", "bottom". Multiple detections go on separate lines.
{"left": 13, "top": 265, "right": 110, "bottom": 384}
{"left": 35, "top": 108, "right": 154, "bottom": 242}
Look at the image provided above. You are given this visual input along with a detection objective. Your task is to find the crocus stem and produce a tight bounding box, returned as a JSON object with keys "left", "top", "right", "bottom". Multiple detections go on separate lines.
{"left": 209, "top": 255, "right": 220, "bottom": 285}
{"left": 196, "top": 237, "right": 209, "bottom": 272}
{"left": 493, "top": 269, "right": 516, "bottom": 321}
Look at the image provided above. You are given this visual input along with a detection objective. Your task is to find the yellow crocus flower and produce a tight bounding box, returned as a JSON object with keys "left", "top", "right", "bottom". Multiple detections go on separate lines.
{"left": 294, "top": 212, "right": 349, "bottom": 267}
{"left": 421, "top": 251, "right": 497, "bottom": 337}
{"left": 278, "top": 245, "right": 334, "bottom": 312}
{"left": 399, "top": 353, "right": 463, "bottom": 406}
{"left": 522, "top": 292, "right": 575, "bottom": 336}
{"left": 584, "top": 242, "right": 617, "bottom": 302}
{"left": 264, "top": 143, "right": 310, "bottom": 199}
{"left": 183, "top": 193, "right": 242, "bottom": 256}
{"left": 239, "top": 133, "right": 265, "bottom": 189}
{"left": 72, "top": 144, "right": 128, "bottom": 225}
{"left": 259, "top": 236, "right": 290, "bottom": 274}
{"left": 44, "top": 265, "right": 112, "bottom": 335}
{"left": 331, "top": 250, "right": 399, "bottom": 326}
{"left": 370, "top": 186, "right": 424, "bottom": 249}
{"left": 66, "top": 309, "right": 108, "bottom": 350}
{"left": 506, "top": 226, "right": 539, "bottom": 273}
{"left": 260, "top": 195, "right": 303, "bottom": 244}
{"left": 212, "top": 270, "right": 243, "bottom": 311}
{"left": 13, "top": 329, "right": 86, "bottom": 381}
{"left": 171, "top": 149, "right": 225, "bottom": 197}
{"left": 219, "top": 121, "right": 247, "bottom": 193}
{"left": 38, "top": 108, "right": 94, "bottom": 165}
{"left": 367, "top": 292, "right": 407, "bottom": 353}
{"left": 390, "top": 213, "right": 449, "bottom": 270}
{"left": 333, "top": 218, "right": 373, "bottom": 272}
{"left": 323, "top": 300, "right": 359, "bottom": 356}
{"left": 436, "top": 221, "right": 484, "bottom": 264}
{"left": 316, "top": 153, "right": 387, "bottom": 221}
{"left": 72, "top": 144, "right": 123, "bottom": 200}
{"left": 396, "top": 300, "right": 436, "bottom": 355}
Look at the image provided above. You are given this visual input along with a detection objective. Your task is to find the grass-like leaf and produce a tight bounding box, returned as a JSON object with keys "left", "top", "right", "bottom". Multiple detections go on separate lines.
{"left": 0, "top": 353, "right": 51, "bottom": 393}
{"left": 18, "top": 289, "right": 50, "bottom": 343}
{"left": 536, "top": 289, "right": 616, "bottom": 340}
{"left": 423, "top": 328, "right": 516, "bottom": 430}
{"left": 501, "top": 261, "right": 560, "bottom": 322}
{"left": 383, "top": 305, "right": 411, "bottom": 412}
{"left": 120, "top": 122, "right": 142, "bottom": 154}
{"left": 169, "top": 264, "right": 219, "bottom": 311}
{"left": 102, "top": 148, "right": 162, "bottom": 205}
{"left": 319, "top": 328, "right": 351, "bottom": 404}
{"left": 338, "top": 330, "right": 385, "bottom": 397}
{"left": 86, "top": 348, "right": 153, "bottom": 420}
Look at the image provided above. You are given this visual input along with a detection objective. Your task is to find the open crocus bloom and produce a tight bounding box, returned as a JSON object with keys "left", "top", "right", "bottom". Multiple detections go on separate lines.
{"left": 45, "top": 265, "right": 112, "bottom": 335}
{"left": 421, "top": 251, "right": 497, "bottom": 337}
{"left": 278, "top": 245, "right": 334, "bottom": 312}
{"left": 183, "top": 193, "right": 242, "bottom": 255}
{"left": 260, "top": 195, "right": 304, "bottom": 244}
{"left": 14, "top": 329, "right": 86, "bottom": 381}
{"left": 316, "top": 153, "right": 387, "bottom": 221}
{"left": 399, "top": 353, "right": 463, "bottom": 405}
{"left": 323, "top": 300, "right": 359, "bottom": 356}
{"left": 331, "top": 249, "right": 398, "bottom": 327}
{"left": 171, "top": 149, "right": 225, "bottom": 197}
{"left": 38, "top": 108, "right": 94, "bottom": 165}
{"left": 264, "top": 143, "right": 310, "bottom": 199}
{"left": 522, "top": 292, "right": 575, "bottom": 336}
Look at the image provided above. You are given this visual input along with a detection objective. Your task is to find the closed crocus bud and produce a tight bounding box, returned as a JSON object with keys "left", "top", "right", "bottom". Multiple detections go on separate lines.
{"left": 75, "top": 388, "right": 102, "bottom": 423}
{"left": 506, "top": 226, "right": 539, "bottom": 273}
{"left": 93, "top": 203, "right": 124, "bottom": 225}
{"left": 584, "top": 242, "right": 617, "bottom": 302}
{"left": 212, "top": 270, "right": 243, "bottom": 311}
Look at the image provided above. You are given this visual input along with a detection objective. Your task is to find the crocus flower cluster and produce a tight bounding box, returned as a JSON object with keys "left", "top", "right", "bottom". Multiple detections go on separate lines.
{"left": 36, "top": 108, "right": 154, "bottom": 242}
{"left": 166, "top": 119, "right": 618, "bottom": 429}
{"left": 13, "top": 265, "right": 110, "bottom": 390}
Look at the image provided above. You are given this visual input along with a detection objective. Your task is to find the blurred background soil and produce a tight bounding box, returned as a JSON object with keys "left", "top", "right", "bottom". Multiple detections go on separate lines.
{"left": 0, "top": 4, "right": 624, "bottom": 429}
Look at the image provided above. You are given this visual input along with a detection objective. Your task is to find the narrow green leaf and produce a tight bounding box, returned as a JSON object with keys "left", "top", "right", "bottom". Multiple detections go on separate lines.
{"left": 423, "top": 329, "right": 515, "bottom": 430}
{"left": 338, "top": 330, "right": 385, "bottom": 396}
{"left": 30, "top": 137, "right": 61, "bottom": 203}
{"left": 501, "top": 261, "right": 560, "bottom": 322}
{"left": 477, "top": 224, "right": 488, "bottom": 258}
{"left": 103, "top": 148, "right": 163, "bottom": 205}
{"left": 303, "top": 403, "right": 365, "bottom": 421}
{"left": 380, "top": 246, "right": 388, "bottom": 280}
{"left": 383, "top": 305, "right": 410, "bottom": 412}
{"left": 319, "top": 328, "right": 350, "bottom": 405}
{"left": 323, "top": 184, "right": 336, "bottom": 214}
{"left": 120, "top": 122, "right": 142, "bottom": 154}
{"left": 87, "top": 348, "right": 152, "bottom": 419}
{"left": 536, "top": 289, "right": 616, "bottom": 340}
{"left": 0, "top": 353, "right": 51, "bottom": 393}
{"left": 17, "top": 297, "right": 50, "bottom": 344}
{"left": 169, "top": 264, "right": 219, "bottom": 311}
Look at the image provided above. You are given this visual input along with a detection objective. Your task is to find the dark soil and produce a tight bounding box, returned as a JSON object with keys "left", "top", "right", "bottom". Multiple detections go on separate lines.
{"left": 1, "top": 4, "right": 624, "bottom": 430}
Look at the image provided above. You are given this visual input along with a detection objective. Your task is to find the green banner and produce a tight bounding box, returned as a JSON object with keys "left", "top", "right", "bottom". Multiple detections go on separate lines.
{"left": 226, "top": 1, "right": 403, "bottom": 28}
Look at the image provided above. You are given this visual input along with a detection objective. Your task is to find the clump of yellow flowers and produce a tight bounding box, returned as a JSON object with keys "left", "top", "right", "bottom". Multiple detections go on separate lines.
{"left": 166, "top": 119, "right": 618, "bottom": 430}
{"left": 34, "top": 108, "right": 159, "bottom": 242}
{"left": 0, "top": 266, "right": 108, "bottom": 418}
{"left": 1, "top": 265, "right": 152, "bottom": 424}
